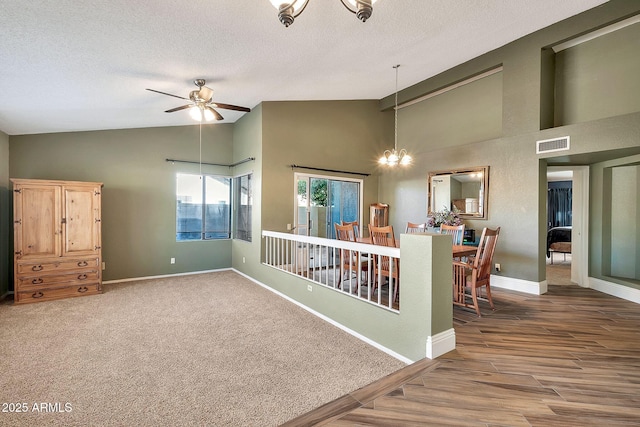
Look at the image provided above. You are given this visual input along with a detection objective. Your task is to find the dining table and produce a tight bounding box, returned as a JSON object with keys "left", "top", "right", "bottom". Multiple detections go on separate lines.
{"left": 356, "top": 236, "right": 477, "bottom": 258}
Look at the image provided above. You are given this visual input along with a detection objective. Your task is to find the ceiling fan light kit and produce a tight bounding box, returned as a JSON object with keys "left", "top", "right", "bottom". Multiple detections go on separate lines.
{"left": 146, "top": 79, "right": 250, "bottom": 123}
{"left": 379, "top": 65, "right": 412, "bottom": 167}
{"left": 269, "top": 0, "right": 378, "bottom": 27}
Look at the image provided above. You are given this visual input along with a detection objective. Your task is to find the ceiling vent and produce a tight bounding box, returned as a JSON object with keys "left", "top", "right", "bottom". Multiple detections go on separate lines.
{"left": 536, "top": 136, "right": 570, "bottom": 154}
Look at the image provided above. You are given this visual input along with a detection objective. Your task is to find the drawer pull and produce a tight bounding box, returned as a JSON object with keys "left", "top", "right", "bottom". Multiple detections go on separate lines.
{"left": 32, "top": 291, "right": 44, "bottom": 299}
{"left": 77, "top": 261, "right": 89, "bottom": 267}
{"left": 77, "top": 274, "right": 88, "bottom": 280}
{"left": 32, "top": 265, "right": 43, "bottom": 272}
{"left": 31, "top": 278, "right": 44, "bottom": 285}
{"left": 78, "top": 286, "right": 88, "bottom": 293}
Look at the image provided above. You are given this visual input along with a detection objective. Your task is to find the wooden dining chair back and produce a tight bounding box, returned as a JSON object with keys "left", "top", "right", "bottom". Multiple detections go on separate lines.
{"left": 368, "top": 224, "right": 399, "bottom": 302}
{"left": 369, "top": 224, "right": 396, "bottom": 247}
{"left": 334, "top": 223, "right": 367, "bottom": 293}
{"left": 453, "top": 227, "right": 500, "bottom": 316}
{"left": 405, "top": 222, "right": 427, "bottom": 233}
{"left": 440, "top": 224, "right": 466, "bottom": 245}
{"left": 341, "top": 221, "right": 360, "bottom": 239}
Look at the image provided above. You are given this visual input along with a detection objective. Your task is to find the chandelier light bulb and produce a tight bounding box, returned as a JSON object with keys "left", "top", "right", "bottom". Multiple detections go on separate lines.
{"left": 189, "top": 106, "right": 202, "bottom": 121}
{"left": 203, "top": 108, "right": 215, "bottom": 122}
{"left": 343, "top": 0, "right": 377, "bottom": 22}
{"left": 400, "top": 153, "right": 412, "bottom": 165}
{"left": 270, "top": 0, "right": 309, "bottom": 27}
{"left": 271, "top": 0, "right": 379, "bottom": 27}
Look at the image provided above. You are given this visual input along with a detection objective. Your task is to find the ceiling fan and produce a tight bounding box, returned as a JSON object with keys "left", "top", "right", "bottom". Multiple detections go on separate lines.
{"left": 146, "top": 79, "right": 251, "bottom": 121}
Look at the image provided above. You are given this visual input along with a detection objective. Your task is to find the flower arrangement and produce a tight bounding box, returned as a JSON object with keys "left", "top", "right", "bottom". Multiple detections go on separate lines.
{"left": 427, "top": 206, "right": 463, "bottom": 227}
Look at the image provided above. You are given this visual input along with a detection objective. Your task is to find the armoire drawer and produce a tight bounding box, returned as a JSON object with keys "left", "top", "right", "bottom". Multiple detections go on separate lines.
{"left": 16, "top": 257, "right": 100, "bottom": 275}
{"left": 17, "top": 270, "right": 100, "bottom": 290}
{"left": 15, "top": 283, "right": 102, "bottom": 304}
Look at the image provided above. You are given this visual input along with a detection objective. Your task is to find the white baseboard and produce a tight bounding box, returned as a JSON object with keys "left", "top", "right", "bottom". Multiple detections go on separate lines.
{"left": 102, "top": 268, "right": 232, "bottom": 284}
{"left": 492, "top": 274, "right": 640, "bottom": 306}
{"left": 427, "top": 328, "right": 455, "bottom": 359}
{"left": 233, "top": 269, "right": 415, "bottom": 365}
{"left": 589, "top": 277, "right": 640, "bottom": 304}
{"left": 491, "top": 274, "right": 547, "bottom": 295}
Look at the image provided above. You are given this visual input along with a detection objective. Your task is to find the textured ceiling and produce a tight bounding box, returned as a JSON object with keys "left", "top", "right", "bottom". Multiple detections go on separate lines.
{"left": 0, "top": 0, "right": 608, "bottom": 135}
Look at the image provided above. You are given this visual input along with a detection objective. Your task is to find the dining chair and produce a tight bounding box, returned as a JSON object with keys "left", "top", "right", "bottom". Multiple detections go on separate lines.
{"left": 405, "top": 222, "right": 427, "bottom": 233}
{"left": 334, "top": 223, "right": 368, "bottom": 293}
{"left": 452, "top": 227, "right": 500, "bottom": 316}
{"left": 440, "top": 224, "right": 465, "bottom": 245}
{"left": 368, "top": 224, "right": 399, "bottom": 302}
{"left": 341, "top": 220, "right": 360, "bottom": 239}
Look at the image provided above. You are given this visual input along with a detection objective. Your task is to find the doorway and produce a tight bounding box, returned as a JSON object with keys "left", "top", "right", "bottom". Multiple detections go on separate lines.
{"left": 546, "top": 166, "right": 589, "bottom": 287}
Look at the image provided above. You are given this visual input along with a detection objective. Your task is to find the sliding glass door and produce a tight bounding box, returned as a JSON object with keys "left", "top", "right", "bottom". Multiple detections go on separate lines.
{"left": 295, "top": 173, "right": 362, "bottom": 238}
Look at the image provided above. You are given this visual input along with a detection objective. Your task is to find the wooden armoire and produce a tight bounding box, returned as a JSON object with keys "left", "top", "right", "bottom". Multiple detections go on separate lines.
{"left": 12, "top": 179, "right": 103, "bottom": 304}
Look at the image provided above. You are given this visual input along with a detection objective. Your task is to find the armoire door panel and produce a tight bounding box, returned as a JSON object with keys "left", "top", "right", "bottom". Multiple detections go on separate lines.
{"left": 63, "top": 186, "right": 100, "bottom": 256}
{"left": 15, "top": 185, "right": 61, "bottom": 259}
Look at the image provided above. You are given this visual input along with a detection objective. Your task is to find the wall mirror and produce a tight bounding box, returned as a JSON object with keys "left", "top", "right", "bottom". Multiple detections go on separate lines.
{"left": 428, "top": 166, "right": 489, "bottom": 219}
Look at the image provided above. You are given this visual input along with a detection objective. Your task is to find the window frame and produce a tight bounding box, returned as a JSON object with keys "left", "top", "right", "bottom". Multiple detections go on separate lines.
{"left": 233, "top": 173, "right": 253, "bottom": 242}
{"left": 176, "top": 173, "right": 232, "bottom": 241}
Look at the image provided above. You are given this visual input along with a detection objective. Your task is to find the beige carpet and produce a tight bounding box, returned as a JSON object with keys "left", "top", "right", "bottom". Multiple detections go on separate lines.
{"left": 0, "top": 271, "right": 406, "bottom": 426}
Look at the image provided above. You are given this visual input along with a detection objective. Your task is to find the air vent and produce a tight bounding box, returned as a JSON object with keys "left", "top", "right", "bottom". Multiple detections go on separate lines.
{"left": 536, "top": 136, "right": 570, "bottom": 154}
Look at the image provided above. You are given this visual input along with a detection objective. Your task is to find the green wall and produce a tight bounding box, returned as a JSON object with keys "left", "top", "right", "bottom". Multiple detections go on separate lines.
{"left": 9, "top": 125, "right": 235, "bottom": 281}
{"left": 231, "top": 104, "right": 263, "bottom": 277}
{"left": 377, "top": 0, "right": 640, "bottom": 286}
{"left": 0, "top": 131, "right": 9, "bottom": 296}
{"left": 555, "top": 22, "right": 640, "bottom": 126}
{"left": 610, "top": 164, "right": 638, "bottom": 279}
{"left": 591, "top": 153, "right": 640, "bottom": 287}
{"left": 260, "top": 100, "right": 385, "bottom": 234}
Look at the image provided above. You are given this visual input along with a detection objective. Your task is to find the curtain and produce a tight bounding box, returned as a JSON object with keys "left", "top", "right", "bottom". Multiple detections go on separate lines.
{"left": 548, "top": 187, "right": 572, "bottom": 228}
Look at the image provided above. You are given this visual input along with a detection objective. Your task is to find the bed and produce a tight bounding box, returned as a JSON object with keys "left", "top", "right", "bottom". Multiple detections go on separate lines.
{"left": 547, "top": 226, "right": 571, "bottom": 264}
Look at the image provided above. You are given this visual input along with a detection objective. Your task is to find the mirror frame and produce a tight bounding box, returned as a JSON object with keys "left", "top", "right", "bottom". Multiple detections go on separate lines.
{"left": 427, "top": 166, "right": 489, "bottom": 219}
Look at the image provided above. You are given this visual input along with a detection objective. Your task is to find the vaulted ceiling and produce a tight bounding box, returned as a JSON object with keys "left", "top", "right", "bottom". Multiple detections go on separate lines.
{"left": 0, "top": 0, "right": 608, "bottom": 135}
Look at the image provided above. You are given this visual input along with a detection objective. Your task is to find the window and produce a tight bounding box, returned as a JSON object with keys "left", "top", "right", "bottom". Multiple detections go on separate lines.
{"left": 233, "top": 173, "right": 252, "bottom": 242}
{"left": 176, "top": 173, "right": 231, "bottom": 241}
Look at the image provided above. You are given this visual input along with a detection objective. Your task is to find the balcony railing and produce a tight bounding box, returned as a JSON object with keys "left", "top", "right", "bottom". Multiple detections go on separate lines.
{"left": 262, "top": 230, "right": 400, "bottom": 312}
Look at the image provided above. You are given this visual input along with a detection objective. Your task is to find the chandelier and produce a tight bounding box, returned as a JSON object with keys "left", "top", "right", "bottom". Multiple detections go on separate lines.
{"left": 379, "top": 65, "right": 412, "bottom": 167}
{"left": 269, "top": 0, "right": 378, "bottom": 27}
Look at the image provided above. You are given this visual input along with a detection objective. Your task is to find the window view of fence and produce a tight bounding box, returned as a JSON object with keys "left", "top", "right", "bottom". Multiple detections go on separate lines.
{"left": 176, "top": 173, "right": 231, "bottom": 241}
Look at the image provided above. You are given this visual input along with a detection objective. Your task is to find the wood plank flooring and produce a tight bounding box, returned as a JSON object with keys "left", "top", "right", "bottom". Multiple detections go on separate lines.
{"left": 283, "top": 284, "right": 640, "bottom": 426}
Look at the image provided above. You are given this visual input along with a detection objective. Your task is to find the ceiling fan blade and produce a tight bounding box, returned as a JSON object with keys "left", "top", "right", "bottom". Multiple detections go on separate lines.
{"left": 210, "top": 102, "right": 251, "bottom": 112}
{"left": 198, "top": 86, "right": 214, "bottom": 102}
{"left": 146, "top": 88, "right": 189, "bottom": 100}
{"left": 205, "top": 106, "right": 224, "bottom": 121}
{"left": 165, "top": 104, "right": 192, "bottom": 113}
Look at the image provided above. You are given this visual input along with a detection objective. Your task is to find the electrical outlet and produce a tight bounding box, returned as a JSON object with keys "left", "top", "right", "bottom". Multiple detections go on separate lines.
{"left": 170, "top": 257, "right": 176, "bottom": 264}
{"left": 287, "top": 223, "right": 292, "bottom": 231}
{"left": 242, "top": 257, "right": 246, "bottom": 264}
{"left": 495, "top": 263, "right": 501, "bottom": 272}
{"left": 102, "top": 262, "right": 106, "bottom": 270}
{"left": 307, "top": 284, "right": 312, "bottom": 292}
